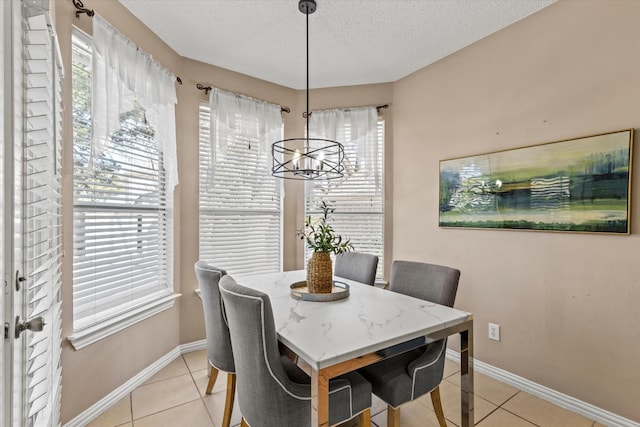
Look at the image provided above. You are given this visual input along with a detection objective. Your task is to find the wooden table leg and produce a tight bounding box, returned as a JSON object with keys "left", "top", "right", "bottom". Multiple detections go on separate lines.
{"left": 460, "top": 320, "right": 474, "bottom": 427}
{"left": 311, "top": 368, "right": 330, "bottom": 427}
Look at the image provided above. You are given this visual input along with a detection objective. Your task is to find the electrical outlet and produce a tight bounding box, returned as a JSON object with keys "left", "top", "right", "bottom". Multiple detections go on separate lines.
{"left": 488, "top": 323, "right": 500, "bottom": 341}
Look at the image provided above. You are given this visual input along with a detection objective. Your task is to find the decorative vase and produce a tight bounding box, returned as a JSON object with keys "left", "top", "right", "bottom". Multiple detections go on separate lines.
{"left": 307, "top": 252, "right": 333, "bottom": 293}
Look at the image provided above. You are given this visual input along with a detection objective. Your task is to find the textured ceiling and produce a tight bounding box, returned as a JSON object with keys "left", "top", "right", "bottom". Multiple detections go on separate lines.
{"left": 119, "top": 0, "right": 555, "bottom": 90}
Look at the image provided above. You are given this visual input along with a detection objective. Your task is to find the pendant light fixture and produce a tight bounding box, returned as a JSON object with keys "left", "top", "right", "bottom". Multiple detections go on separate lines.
{"left": 271, "top": 0, "right": 345, "bottom": 180}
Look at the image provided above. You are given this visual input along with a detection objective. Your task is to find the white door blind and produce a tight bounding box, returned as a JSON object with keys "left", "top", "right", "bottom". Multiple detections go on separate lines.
{"left": 199, "top": 102, "right": 283, "bottom": 275}
{"left": 23, "top": 11, "right": 63, "bottom": 426}
{"left": 71, "top": 30, "right": 172, "bottom": 331}
{"left": 305, "top": 116, "right": 385, "bottom": 280}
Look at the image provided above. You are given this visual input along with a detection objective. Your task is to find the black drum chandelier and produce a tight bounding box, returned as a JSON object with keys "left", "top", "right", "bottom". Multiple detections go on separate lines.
{"left": 271, "top": 0, "right": 345, "bottom": 180}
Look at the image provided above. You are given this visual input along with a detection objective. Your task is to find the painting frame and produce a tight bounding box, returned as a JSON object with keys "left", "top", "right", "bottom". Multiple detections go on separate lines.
{"left": 439, "top": 129, "right": 634, "bottom": 234}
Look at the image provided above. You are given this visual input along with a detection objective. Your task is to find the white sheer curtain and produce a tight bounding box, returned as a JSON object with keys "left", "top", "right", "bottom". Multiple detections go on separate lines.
{"left": 305, "top": 106, "right": 384, "bottom": 279}
{"left": 91, "top": 14, "right": 178, "bottom": 189}
{"left": 207, "top": 87, "right": 283, "bottom": 186}
{"left": 309, "top": 106, "right": 380, "bottom": 188}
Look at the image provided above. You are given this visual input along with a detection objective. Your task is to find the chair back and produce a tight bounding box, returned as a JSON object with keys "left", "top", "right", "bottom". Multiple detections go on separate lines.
{"left": 219, "top": 275, "right": 310, "bottom": 426}
{"left": 390, "top": 260, "right": 460, "bottom": 307}
{"left": 390, "top": 260, "right": 461, "bottom": 396}
{"left": 194, "top": 261, "right": 234, "bottom": 373}
{"left": 334, "top": 252, "right": 379, "bottom": 286}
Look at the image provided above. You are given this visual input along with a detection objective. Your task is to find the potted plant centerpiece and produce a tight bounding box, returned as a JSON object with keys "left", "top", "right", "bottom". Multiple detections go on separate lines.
{"left": 298, "top": 201, "right": 353, "bottom": 294}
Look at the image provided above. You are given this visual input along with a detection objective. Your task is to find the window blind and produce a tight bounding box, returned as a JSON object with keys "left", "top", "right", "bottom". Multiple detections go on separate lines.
{"left": 71, "top": 30, "right": 173, "bottom": 332}
{"left": 198, "top": 103, "right": 283, "bottom": 275}
{"left": 23, "top": 11, "right": 63, "bottom": 426}
{"left": 305, "top": 118, "right": 385, "bottom": 279}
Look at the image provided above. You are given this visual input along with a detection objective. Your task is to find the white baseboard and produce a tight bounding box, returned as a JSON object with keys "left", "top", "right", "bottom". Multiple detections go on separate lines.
{"left": 446, "top": 349, "right": 639, "bottom": 427}
{"left": 181, "top": 338, "right": 207, "bottom": 353}
{"left": 64, "top": 341, "right": 206, "bottom": 427}
{"left": 64, "top": 342, "right": 638, "bottom": 427}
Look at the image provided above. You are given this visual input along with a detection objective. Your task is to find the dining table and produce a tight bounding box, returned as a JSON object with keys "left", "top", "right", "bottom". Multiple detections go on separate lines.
{"left": 234, "top": 269, "right": 474, "bottom": 427}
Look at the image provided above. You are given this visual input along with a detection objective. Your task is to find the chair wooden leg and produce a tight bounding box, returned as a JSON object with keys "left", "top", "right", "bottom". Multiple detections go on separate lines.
{"left": 430, "top": 386, "right": 447, "bottom": 427}
{"left": 240, "top": 417, "right": 250, "bottom": 427}
{"left": 357, "top": 408, "right": 371, "bottom": 427}
{"left": 221, "top": 373, "right": 236, "bottom": 427}
{"left": 205, "top": 365, "right": 219, "bottom": 395}
{"left": 387, "top": 405, "right": 400, "bottom": 427}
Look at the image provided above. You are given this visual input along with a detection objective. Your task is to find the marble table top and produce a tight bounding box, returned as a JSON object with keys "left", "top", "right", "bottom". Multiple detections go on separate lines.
{"left": 235, "top": 270, "right": 471, "bottom": 371}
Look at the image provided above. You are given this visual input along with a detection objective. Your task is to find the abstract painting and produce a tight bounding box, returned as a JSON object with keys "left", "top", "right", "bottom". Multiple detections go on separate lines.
{"left": 439, "top": 129, "right": 633, "bottom": 233}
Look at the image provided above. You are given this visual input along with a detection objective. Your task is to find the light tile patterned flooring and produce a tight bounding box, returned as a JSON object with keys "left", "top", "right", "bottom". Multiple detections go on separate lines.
{"left": 88, "top": 349, "right": 602, "bottom": 427}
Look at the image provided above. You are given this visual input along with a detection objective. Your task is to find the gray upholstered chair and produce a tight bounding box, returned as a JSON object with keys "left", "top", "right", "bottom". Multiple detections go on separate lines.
{"left": 218, "top": 275, "right": 373, "bottom": 427}
{"left": 359, "top": 260, "right": 461, "bottom": 427}
{"left": 194, "top": 261, "right": 235, "bottom": 427}
{"left": 334, "top": 252, "right": 379, "bottom": 286}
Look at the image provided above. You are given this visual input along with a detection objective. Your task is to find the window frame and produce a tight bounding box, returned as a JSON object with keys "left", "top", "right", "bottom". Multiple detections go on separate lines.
{"left": 198, "top": 101, "right": 284, "bottom": 276}
{"left": 304, "top": 116, "right": 385, "bottom": 281}
{"left": 67, "top": 28, "right": 177, "bottom": 350}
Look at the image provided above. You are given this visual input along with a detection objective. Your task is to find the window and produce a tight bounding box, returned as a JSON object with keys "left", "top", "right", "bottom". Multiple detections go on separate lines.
{"left": 198, "top": 92, "right": 283, "bottom": 275}
{"left": 69, "top": 30, "right": 174, "bottom": 348}
{"left": 305, "top": 110, "right": 385, "bottom": 280}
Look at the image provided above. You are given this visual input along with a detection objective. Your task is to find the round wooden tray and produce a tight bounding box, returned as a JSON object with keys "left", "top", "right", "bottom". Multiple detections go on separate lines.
{"left": 290, "top": 280, "right": 350, "bottom": 302}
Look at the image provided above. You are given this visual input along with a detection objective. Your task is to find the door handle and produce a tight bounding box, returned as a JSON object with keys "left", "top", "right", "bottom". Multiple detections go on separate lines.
{"left": 15, "top": 315, "right": 46, "bottom": 339}
{"left": 15, "top": 270, "right": 25, "bottom": 292}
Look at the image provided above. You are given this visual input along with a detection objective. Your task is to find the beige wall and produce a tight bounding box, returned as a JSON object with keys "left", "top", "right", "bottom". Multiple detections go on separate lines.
{"left": 175, "top": 59, "right": 297, "bottom": 344}
{"left": 178, "top": 76, "right": 393, "bottom": 343}
{"left": 56, "top": 0, "right": 182, "bottom": 422}
{"left": 56, "top": 0, "right": 639, "bottom": 423}
{"left": 392, "top": 0, "right": 640, "bottom": 421}
{"left": 55, "top": 0, "right": 391, "bottom": 421}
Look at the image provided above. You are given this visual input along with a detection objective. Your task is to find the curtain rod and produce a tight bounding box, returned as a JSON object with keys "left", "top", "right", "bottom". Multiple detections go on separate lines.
{"left": 197, "top": 83, "right": 388, "bottom": 115}
{"left": 72, "top": 0, "right": 94, "bottom": 18}
{"left": 324, "top": 104, "right": 390, "bottom": 112}
{"left": 307, "top": 104, "right": 390, "bottom": 116}
{"left": 196, "top": 84, "right": 290, "bottom": 113}
{"left": 72, "top": 0, "right": 183, "bottom": 85}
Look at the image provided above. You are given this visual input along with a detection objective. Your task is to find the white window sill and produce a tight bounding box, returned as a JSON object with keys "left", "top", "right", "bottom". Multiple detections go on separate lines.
{"left": 67, "top": 293, "right": 181, "bottom": 350}
{"left": 374, "top": 279, "right": 389, "bottom": 289}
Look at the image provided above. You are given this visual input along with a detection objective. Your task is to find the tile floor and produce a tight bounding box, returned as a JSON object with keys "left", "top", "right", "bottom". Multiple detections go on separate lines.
{"left": 87, "top": 349, "right": 602, "bottom": 427}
